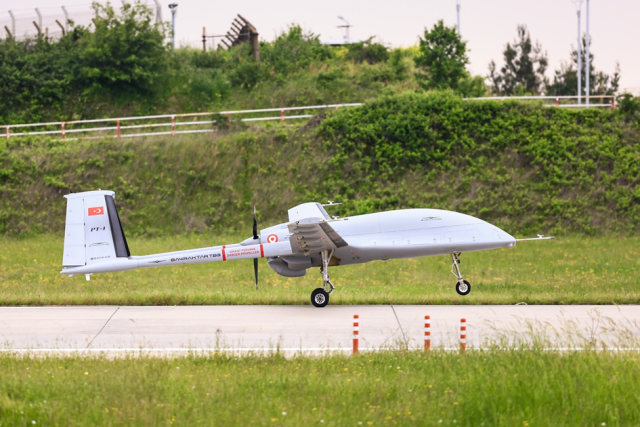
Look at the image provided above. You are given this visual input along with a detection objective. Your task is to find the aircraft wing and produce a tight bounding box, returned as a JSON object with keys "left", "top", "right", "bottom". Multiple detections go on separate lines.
{"left": 288, "top": 219, "right": 348, "bottom": 255}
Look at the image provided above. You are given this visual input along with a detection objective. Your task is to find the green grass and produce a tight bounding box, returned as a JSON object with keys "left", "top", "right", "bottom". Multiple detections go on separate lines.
{"left": 1, "top": 234, "right": 638, "bottom": 306}
{"left": 0, "top": 350, "right": 638, "bottom": 426}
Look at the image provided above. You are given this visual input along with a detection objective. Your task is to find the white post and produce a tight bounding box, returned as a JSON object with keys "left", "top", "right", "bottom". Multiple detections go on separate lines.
{"left": 62, "top": 6, "right": 69, "bottom": 33}
{"left": 577, "top": 8, "right": 581, "bottom": 104}
{"left": 8, "top": 10, "right": 15, "bottom": 38}
{"left": 36, "top": 8, "right": 42, "bottom": 31}
{"left": 456, "top": 0, "right": 461, "bottom": 34}
{"left": 585, "top": 0, "right": 590, "bottom": 107}
{"left": 573, "top": 1, "right": 583, "bottom": 104}
{"left": 153, "top": 0, "right": 162, "bottom": 25}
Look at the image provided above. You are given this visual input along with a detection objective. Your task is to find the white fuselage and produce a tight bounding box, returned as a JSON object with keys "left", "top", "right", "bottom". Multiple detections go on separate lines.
{"left": 60, "top": 208, "right": 516, "bottom": 276}
{"left": 261, "top": 208, "right": 516, "bottom": 269}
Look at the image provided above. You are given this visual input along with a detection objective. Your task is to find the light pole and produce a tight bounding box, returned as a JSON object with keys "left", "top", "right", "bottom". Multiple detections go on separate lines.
{"left": 456, "top": 0, "right": 461, "bottom": 34}
{"left": 337, "top": 16, "right": 350, "bottom": 43}
{"left": 169, "top": 3, "right": 178, "bottom": 49}
{"left": 585, "top": 0, "right": 590, "bottom": 106}
{"left": 573, "top": 1, "right": 583, "bottom": 104}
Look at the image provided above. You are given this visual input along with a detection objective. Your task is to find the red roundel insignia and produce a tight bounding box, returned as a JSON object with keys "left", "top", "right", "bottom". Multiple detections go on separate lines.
{"left": 267, "top": 234, "right": 278, "bottom": 243}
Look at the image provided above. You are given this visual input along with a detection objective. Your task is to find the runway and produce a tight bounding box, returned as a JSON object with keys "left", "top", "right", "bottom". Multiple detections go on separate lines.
{"left": 1, "top": 305, "right": 639, "bottom": 353}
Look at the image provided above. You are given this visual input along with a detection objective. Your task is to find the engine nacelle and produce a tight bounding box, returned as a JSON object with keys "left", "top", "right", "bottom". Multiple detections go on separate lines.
{"left": 267, "top": 257, "right": 307, "bottom": 277}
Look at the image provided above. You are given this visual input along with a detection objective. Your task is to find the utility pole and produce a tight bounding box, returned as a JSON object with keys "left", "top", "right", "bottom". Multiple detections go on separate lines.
{"left": 337, "top": 16, "right": 351, "bottom": 43}
{"left": 585, "top": 0, "right": 590, "bottom": 106}
{"left": 62, "top": 6, "right": 69, "bottom": 33}
{"left": 456, "top": 0, "right": 461, "bottom": 34}
{"left": 169, "top": 3, "right": 178, "bottom": 49}
{"left": 573, "top": 1, "right": 583, "bottom": 104}
{"left": 8, "top": 10, "right": 15, "bottom": 38}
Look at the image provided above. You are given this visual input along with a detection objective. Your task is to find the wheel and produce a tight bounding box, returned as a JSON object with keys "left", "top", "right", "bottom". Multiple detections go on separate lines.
{"left": 311, "top": 288, "right": 329, "bottom": 308}
{"left": 455, "top": 280, "right": 471, "bottom": 296}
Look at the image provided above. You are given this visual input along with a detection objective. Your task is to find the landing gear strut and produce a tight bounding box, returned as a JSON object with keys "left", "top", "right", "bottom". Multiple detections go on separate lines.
{"left": 451, "top": 252, "right": 471, "bottom": 296}
{"left": 311, "top": 249, "right": 335, "bottom": 308}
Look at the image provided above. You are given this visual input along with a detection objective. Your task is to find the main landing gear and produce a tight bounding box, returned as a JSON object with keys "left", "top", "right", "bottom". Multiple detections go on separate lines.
{"left": 311, "top": 249, "right": 335, "bottom": 308}
{"left": 451, "top": 252, "right": 471, "bottom": 296}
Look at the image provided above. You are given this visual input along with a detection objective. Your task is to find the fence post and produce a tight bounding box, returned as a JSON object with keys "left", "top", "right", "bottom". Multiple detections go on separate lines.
{"left": 171, "top": 115, "right": 176, "bottom": 136}
{"left": 424, "top": 315, "right": 431, "bottom": 352}
{"left": 61, "top": 122, "right": 66, "bottom": 141}
{"left": 116, "top": 119, "right": 121, "bottom": 139}
{"left": 226, "top": 112, "right": 230, "bottom": 123}
{"left": 281, "top": 109, "right": 284, "bottom": 123}
{"left": 5, "top": 126, "right": 9, "bottom": 140}
{"left": 555, "top": 97, "right": 559, "bottom": 108}
{"left": 611, "top": 99, "right": 615, "bottom": 112}
{"left": 353, "top": 314, "right": 359, "bottom": 354}
{"left": 460, "top": 318, "right": 466, "bottom": 354}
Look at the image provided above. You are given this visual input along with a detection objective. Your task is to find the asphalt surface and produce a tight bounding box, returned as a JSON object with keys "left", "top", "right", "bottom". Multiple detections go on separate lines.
{"left": 1, "top": 305, "right": 639, "bottom": 353}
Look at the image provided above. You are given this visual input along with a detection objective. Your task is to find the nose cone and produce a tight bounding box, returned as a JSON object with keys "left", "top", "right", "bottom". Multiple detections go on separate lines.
{"left": 498, "top": 227, "right": 517, "bottom": 248}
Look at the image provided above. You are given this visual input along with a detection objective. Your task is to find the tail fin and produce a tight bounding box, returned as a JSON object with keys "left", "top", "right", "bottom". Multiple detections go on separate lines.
{"left": 62, "top": 190, "right": 130, "bottom": 267}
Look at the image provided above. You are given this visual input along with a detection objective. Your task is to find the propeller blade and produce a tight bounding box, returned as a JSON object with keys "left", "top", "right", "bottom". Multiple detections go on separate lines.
{"left": 253, "top": 205, "right": 258, "bottom": 240}
{"left": 253, "top": 257, "right": 259, "bottom": 291}
{"left": 253, "top": 205, "right": 259, "bottom": 290}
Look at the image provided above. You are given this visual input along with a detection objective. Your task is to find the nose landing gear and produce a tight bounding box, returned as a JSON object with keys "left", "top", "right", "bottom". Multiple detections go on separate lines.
{"left": 311, "top": 249, "right": 335, "bottom": 308}
{"left": 451, "top": 252, "right": 471, "bottom": 296}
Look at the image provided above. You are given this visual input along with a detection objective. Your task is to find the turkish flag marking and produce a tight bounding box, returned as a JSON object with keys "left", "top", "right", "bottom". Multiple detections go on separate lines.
{"left": 88, "top": 207, "right": 104, "bottom": 216}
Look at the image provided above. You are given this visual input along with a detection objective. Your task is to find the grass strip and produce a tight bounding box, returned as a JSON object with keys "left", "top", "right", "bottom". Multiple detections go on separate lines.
{"left": 0, "top": 350, "right": 638, "bottom": 425}
{"left": 1, "top": 234, "right": 639, "bottom": 306}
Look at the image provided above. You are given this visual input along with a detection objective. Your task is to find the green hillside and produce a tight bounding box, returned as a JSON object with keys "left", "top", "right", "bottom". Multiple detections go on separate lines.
{"left": 1, "top": 91, "right": 639, "bottom": 237}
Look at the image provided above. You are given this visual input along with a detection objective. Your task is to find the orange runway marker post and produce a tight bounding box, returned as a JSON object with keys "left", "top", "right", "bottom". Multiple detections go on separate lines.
{"left": 424, "top": 315, "right": 431, "bottom": 352}
{"left": 353, "top": 314, "right": 359, "bottom": 354}
{"left": 460, "top": 318, "right": 467, "bottom": 354}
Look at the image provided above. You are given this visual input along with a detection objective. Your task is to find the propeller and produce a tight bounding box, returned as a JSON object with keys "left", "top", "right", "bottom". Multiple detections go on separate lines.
{"left": 253, "top": 206, "right": 259, "bottom": 291}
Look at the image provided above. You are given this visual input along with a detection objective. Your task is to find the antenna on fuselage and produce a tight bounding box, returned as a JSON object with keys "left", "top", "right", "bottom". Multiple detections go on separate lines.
{"left": 322, "top": 201, "right": 342, "bottom": 207}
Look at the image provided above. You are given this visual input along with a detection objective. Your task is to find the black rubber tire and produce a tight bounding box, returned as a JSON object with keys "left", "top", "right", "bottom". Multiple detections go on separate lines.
{"left": 455, "top": 280, "right": 471, "bottom": 296}
{"left": 311, "top": 288, "right": 329, "bottom": 308}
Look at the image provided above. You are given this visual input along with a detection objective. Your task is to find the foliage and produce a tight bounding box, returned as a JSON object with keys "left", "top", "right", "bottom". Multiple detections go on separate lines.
{"left": 344, "top": 39, "right": 389, "bottom": 64}
{"left": 414, "top": 20, "right": 469, "bottom": 91}
{"left": 0, "top": 350, "right": 639, "bottom": 425}
{"left": 259, "top": 25, "right": 334, "bottom": 77}
{"left": 2, "top": 92, "right": 640, "bottom": 240}
{"left": 75, "top": 1, "right": 169, "bottom": 101}
{"left": 0, "top": 1, "right": 169, "bottom": 123}
{"left": 489, "top": 25, "right": 548, "bottom": 95}
{"left": 617, "top": 93, "right": 640, "bottom": 118}
{"left": 547, "top": 35, "right": 620, "bottom": 97}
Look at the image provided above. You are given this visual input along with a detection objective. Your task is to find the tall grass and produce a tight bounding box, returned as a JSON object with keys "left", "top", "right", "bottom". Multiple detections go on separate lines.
{"left": 0, "top": 349, "right": 638, "bottom": 425}
{"left": 1, "top": 234, "right": 638, "bottom": 306}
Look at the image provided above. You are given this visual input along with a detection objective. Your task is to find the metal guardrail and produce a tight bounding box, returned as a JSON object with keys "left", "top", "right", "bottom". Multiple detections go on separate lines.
{"left": 0, "top": 103, "right": 363, "bottom": 141}
{"left": 464, "top": 95, "right": 615, "bottom": 109}
{"left": 1, "top": 96, "right": 617, "bottom": 141}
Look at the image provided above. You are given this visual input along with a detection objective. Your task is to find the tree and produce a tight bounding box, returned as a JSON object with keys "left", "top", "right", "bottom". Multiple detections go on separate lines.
{"left": 76, "top": 1, "right": 169, "bottom": 101}
{"left": 546, "top": 35, "right": 620, "bottom": 97}
{"left": 489, "top": 25, "right": 548, "bottom": 95}
{"left": 414, "top": 20, "right": 469, "bottom": 91}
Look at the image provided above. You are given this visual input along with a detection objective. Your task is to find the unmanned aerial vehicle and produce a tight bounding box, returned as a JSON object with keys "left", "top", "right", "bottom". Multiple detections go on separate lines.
{"left": 60, "top": 190, "right": 552, "bottom": 307}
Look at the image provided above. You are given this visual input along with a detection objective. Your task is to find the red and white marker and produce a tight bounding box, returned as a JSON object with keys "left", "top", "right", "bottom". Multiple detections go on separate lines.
{"left": 267, "top": 234, "right": 278, "bottom": 243}
{"left": 424, "top": 315, "right": 431, "bottom": 351}
{"left": 460, "top": 318, "right": 467, "bottom": 353}
{"left": 353, "top": 314, "right": 359, "bottom": 354}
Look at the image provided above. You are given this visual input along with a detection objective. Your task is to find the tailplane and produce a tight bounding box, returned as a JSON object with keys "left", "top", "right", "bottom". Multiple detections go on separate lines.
{"left": 62, "top": 190, "right": 130, "bottom": 267}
